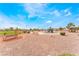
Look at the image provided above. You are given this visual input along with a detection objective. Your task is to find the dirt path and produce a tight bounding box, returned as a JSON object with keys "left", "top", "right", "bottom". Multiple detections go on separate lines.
{"left": 0, "top": 32, "right": 79, "bottom": 56}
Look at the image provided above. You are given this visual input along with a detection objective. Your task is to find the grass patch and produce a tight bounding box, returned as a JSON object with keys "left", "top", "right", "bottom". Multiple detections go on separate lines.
{"left": 0, "top": 31, "right": 16, "bottom": 35}
{"left": 60, "top": 53, "right": 76, "bottom": 56}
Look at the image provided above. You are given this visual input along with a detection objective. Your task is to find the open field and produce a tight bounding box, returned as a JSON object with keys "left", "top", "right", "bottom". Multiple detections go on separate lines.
{"left": 0, "top": 32, "right": 79, "bottom": 56}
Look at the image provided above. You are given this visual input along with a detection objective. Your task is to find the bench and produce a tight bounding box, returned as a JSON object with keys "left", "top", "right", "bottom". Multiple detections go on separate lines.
{"left": 3, "top": 35, "right": 18, "bottom": 41}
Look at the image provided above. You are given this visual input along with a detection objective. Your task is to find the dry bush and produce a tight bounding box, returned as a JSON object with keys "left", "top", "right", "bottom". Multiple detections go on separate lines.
{"left": 60, "top": 32, "right": 66, "bottom": 36}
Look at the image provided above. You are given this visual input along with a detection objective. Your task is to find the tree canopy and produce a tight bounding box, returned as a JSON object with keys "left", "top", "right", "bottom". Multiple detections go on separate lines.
{"left": 66, "top": 22, "right": 75, "bottom": 29}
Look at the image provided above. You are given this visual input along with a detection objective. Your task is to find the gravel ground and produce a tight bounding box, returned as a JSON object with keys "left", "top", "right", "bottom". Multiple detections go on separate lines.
{"left": 0, "top": 32, "right": 79, "bottom": 56}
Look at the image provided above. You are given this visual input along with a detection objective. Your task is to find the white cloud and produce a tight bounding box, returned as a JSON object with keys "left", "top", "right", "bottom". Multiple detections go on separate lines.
{"left": 0, "top": 13, "right": 26, "bottom": 29}
{"left": 0, "top": 14, "right": 16, "bottom": 29}
{"left": 65, "top": 11, "right": 71, "bottom": 16}
{"left": 52, "top": 10, "right": 61, "bottom": 16}
{"left": 24, "top": 3, "right": 47, "bottom": 18}
{"left": 64, "top": 8, "right": 71, "bottom": 16}
{"left": 46, "top": 20, "right": 52, "bottom": 24}
{"left": 17, "top": 14, "right": 26, "bottom": 20}
{"left": 76, "top": 17, "right": 79, "bottom": 21}
{"left": 64, "top": 8, "right": 70, "bottom": 13}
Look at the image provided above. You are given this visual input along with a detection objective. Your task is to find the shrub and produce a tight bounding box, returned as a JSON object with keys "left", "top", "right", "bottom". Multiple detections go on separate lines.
{"left": 27, "top": 31, "right": 30, "bottom": 33}
{"left": 60, "top": 32, "right": 65, "bottom": 36}
{"left": 23, "top": 31, "right": 26, "bottom": 33}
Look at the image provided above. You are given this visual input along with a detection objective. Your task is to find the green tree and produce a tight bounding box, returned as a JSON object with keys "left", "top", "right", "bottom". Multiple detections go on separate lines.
{"left": 66, "top": 22, "right": 75, "bottom": 29}
{"left": 10, "top": 27, "right": 14, "bottom": 31}
{"left": 48, "top": 27, "right": 53, "bottom": 33}
{"left": 15, "top": 27, "right": 19, "bottom": 30}
{"left": 59, "top": 27, "right": 64, "bottom": 31}
{"left": 77, "top": 26, "right": 79, "bottom": 30}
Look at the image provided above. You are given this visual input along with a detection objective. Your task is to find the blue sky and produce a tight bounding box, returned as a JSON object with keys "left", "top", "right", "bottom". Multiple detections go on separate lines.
{"left": 0, "top": 3, "right": 79, "bottom": 29}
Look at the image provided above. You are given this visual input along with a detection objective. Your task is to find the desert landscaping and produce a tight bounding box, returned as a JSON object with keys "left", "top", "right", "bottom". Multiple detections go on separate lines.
{"left": 0, "top": 23, "right": 79, "bottom": 56}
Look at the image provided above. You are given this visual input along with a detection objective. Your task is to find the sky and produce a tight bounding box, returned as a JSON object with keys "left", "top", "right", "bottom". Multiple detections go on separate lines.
{"left": 0, "top": 3, "right": 79, "bottom": 29}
